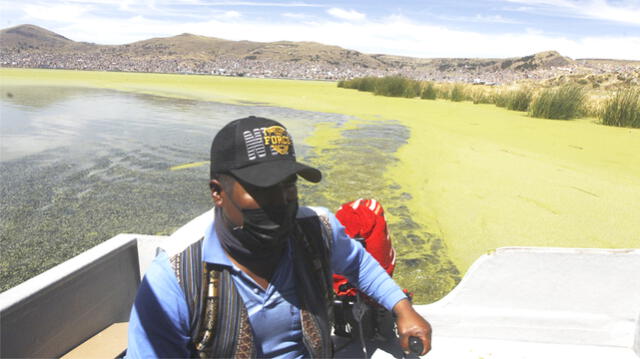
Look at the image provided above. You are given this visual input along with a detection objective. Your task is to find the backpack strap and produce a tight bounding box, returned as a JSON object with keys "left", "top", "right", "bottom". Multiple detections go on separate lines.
{"left": 297, "top": 213, "right": 334, "bottom": 310}
{"left": 192, "top": 266, "right": 219, "bottom": 353}
{"left": 169, "top": 242, "right": 255, "bottom": 358}
{"left": 167, "top": 237, "right": 205, "bottom": 336}
{"left": 196, "top": 265, "right": 255, "bottom": 358}
{"left": 295, "top": 211, "right": 335, "bottom": 358}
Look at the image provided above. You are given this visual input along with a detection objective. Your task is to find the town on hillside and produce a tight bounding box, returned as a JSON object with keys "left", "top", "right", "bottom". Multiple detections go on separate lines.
{"left": 1, "top": 24, "right": 639, "bottom": 86}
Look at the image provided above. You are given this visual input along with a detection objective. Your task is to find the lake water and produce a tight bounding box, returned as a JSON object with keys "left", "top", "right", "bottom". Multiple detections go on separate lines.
{"left": 0, "top": 85, "right": 459, "bottom": 301}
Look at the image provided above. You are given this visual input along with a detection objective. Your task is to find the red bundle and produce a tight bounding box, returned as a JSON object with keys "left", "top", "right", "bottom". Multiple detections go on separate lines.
{"left": 333, "top": 199, "right": 396, "bottom": 298}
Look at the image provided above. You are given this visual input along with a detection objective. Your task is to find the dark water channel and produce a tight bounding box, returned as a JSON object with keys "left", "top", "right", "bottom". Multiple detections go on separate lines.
{"left": 0, "top": 85, "right": 459, "bottom": 301}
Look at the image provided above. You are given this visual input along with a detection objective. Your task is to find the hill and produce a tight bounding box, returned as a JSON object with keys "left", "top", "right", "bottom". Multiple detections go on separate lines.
{"left": 122, "top": 33, "right": 385, "bottom": 68}
{"left": 1, "top": 24, "right": 638, "bottom": 84}
{"left": 0, "top": 24, "right": 74, "bottom": 49}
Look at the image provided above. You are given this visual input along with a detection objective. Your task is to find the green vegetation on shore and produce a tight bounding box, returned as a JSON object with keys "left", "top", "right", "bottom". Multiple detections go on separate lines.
{"left": 338, "top": 76, "right": 422, "bottom": 98}
{"left": 339, "top": 75, "right": 640, "bottom": 127}
{"left": 601, "top": 88, "right": 640, "bottom": 128}
{"left": 2, "top": 68, "right": 639, "bottom": 303}
{"left": 529, "top": 84, "right": 585, "bottom": 120}
{"left": 495, "top": 87, "right": 533, "bottom": 112}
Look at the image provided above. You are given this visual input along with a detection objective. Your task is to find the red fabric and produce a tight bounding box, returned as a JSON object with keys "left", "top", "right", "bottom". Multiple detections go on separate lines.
{"left": 332, "top": 275, "right": 358, "bottom": 297}
{"left": 333, "top": 199, "right": 396, "bottom": 297}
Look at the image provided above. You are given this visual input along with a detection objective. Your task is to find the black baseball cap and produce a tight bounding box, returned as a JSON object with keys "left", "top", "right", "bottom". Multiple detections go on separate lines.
{"left": 210, "top": 116, "right": 322, "bottom": 187}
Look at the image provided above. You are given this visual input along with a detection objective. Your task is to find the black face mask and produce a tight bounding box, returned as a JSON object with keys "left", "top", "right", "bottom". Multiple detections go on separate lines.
{"left": 218, "top": 193, "right": 299, "bottom": 259}
{"left": 231, "top": 200, "right": 299, "bottom": 251}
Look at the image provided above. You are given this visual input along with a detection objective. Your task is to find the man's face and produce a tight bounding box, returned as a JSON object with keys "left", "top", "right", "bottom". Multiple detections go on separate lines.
{"left": 212, "top": 174, "right": 298, "bottom": 228}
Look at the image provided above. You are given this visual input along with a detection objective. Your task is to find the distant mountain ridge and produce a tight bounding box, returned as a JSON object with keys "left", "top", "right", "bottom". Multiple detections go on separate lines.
{"left": 1, "top": 24, "right": 638, "bottom": 83}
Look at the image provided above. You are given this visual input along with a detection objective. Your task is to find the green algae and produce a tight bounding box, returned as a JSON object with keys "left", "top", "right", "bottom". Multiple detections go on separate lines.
{"left": 0, "top": 140, "right": 214, "bottom": 290}
{"left": 298, "top": 118, "right": 460, "bottom": 302}
{"left": 170, "top": 161, "right": 210, "bottom": 171}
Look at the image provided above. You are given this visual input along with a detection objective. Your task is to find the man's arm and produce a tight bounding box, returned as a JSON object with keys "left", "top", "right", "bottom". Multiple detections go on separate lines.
{"left": 325, "top": 209, "right": 432, "bottom": 356}
{"left": 126, "top": 252, "right": 191, "bottom": 358}
{"left": 327, "top": 208, "right": 404, "bottom": 309}
{"left": 393, "top": 298, "right": 432, "bottom": 356}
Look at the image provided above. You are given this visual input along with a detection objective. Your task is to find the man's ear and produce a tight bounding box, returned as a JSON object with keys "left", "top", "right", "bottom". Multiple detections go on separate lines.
{"left": 210, "top": 179, "right": 223, "bottom": 206}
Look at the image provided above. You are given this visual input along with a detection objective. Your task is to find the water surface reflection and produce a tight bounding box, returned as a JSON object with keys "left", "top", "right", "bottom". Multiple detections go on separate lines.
{"left": 0, "top": 86, "right": 345, "bottom": 290}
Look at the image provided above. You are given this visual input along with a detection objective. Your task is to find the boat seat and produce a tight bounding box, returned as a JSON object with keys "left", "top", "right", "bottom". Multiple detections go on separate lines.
{"left": 61, "top": 322, "right": 128, "bottom": 359}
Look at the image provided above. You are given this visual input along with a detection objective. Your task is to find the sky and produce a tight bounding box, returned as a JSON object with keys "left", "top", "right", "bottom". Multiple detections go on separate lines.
{"left": 1, "top": 0, "right": 639, "bottom": 60}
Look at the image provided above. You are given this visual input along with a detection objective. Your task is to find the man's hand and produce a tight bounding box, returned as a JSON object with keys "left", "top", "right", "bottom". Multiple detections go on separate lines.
{"left": 393, "top": 298, "right": 432, "bottom": 356}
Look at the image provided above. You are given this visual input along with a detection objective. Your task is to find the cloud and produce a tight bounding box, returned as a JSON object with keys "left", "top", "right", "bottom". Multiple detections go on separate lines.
{"left": 6, "top": 0, "right": 640, "bottom": 60}
{"left": 189, "top": 1, "right": 323, "bottom": 7}
{"left": 504, "top": 0, "right": 640, "bottom": 25}
{"left": 326, "top": 7, "right": 365, "bottom": 21}
{"left": 436, "top": 13, "right": 522, "bottom": 24}
{"left": 222, "top": 10, "right": 241, "bottom": 18}
{"left": 282, "top": 12, "right": 311, "bottom": 19}
{"left": 472, "top": 14, "right": 522, "bottom": 24}
{"left": 22, "top": 3, "right": 92, "bottom": 23}
{"left": 171, "top": 14, "right": 638, "bottom": 60}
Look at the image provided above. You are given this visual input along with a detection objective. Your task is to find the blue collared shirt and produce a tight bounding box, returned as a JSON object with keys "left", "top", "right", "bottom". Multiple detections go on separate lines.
{"left": 126, "top": 207, "right": 406, "bottom": 358}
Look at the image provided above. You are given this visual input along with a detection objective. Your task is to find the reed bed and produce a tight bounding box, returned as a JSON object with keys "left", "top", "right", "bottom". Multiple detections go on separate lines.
{"left": 339, "top": 76, "right": 422, "bottom": 98}
{"left": 507, "top": 87, "right": 534, "bottom": 112}
{"left": 469, "top": 86, "right": 496, "bottom": 104}
{"left": 529, "top": 84, "right": 586, "bottom": 120}
{"left": 599, "top": 88, "right": 640, "bottom": 128}
{"left": 421, "top": 82, "right": 437, "bottom": 100}
{"left": 450, "top": 84, "right": 466, "bottom": 102}
{"left": 339, "top": 76, "right": 639, "bottom": 128}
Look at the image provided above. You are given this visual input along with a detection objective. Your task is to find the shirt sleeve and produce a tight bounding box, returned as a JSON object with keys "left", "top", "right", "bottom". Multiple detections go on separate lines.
{"left": 125, "top": 251, "right": 192, "bottom": 358}
{"left": 324, "top": 208, "right": 407, "bottom": 312}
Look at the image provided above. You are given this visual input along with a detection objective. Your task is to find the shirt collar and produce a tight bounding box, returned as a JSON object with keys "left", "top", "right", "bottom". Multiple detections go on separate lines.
{"left": 202, "top": 220, "right": 234, "bottom": 268}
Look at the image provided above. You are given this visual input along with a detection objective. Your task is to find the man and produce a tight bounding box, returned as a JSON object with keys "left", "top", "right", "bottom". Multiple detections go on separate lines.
{"left": 126, "top": 116, "right": 431, "bottom": 358}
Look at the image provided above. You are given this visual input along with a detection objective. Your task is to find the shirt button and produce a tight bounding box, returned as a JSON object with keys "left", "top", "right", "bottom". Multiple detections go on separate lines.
{"left": 253, "top": 288, "right": 260, "bottom": 294}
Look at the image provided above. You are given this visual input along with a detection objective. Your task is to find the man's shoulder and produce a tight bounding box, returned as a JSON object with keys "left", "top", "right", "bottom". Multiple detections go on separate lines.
{"left": 296, "top": 206, "right": 338, "bottom": 250}
{"left": 143, "top": 250, "right": 181, "bottom": 289}
{"left": 134, "top": 250, "right": 187, "bottom": 315}
{"left": 297, "top": 205, "right": 333, "bottom": 219}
